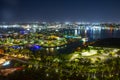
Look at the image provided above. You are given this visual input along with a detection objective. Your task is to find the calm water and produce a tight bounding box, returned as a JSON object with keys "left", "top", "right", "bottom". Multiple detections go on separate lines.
{"left": 60, "top": 28, "right": 120, "bottom": 41}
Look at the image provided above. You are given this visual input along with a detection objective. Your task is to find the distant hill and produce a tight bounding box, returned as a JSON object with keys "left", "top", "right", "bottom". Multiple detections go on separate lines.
{"left": 91, "top": 38, "right": 120, "bottom": 48}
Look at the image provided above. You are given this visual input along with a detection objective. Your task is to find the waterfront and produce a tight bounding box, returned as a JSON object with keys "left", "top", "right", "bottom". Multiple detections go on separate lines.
{"left": 0, "top": 24, "right": 120, "bottom": 80}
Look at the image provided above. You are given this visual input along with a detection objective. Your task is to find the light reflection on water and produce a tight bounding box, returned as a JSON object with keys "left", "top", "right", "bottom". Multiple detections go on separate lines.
{"left": 45, "top": 45, "right": 67, "bottom": 54}
{"left": 61, "top": 27, "right": 120, "bottom": 41}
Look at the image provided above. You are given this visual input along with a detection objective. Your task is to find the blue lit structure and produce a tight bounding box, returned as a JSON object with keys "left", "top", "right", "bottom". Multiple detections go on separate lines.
{"left": 20, "top": 29, "right": 28, "bottom": 34}
{"left": 20, "top": 30, "right": 25, "bottom": 34}
{"left": 30, "top": 45, "right": 41, "bottom": 51}
{"left": 11, "top": 45, "right": 21, "bottom": 49}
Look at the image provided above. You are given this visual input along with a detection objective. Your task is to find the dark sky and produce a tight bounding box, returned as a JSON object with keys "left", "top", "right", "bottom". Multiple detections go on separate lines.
{"left": 0, "top": 0, "right": 120, "bottom": 22}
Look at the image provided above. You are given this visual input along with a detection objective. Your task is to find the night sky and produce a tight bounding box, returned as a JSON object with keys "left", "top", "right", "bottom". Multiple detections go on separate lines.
{"left": 0, "top": 0, "right": 120, "bottom": 22}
